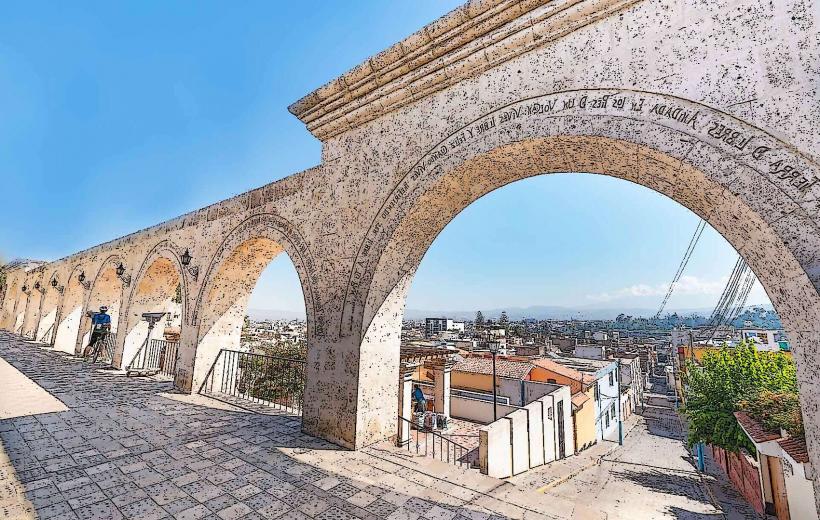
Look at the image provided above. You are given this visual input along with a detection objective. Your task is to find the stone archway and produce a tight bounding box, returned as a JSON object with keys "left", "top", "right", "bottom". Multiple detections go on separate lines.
{"left": 341, "top": 90, "right": 820, "bottom": 453}
{"left": 35, "top": 271, "right": 62, "bottom": 344}
{"left": 5, "top": 280, "right": 24, "bottom": 335}
{"left": 76, "top": 256, "right": 126, "bottom": 355}
{"left": 187, "top": 213, "right": 317, "bottom": 394}
{"left": 115, "top": 242, "right": 187, "bottom": 371}
{"left": 53, "top": 265, "right": 87, "bottom": 354}
{"left": 21, "top": 271, "right": 45, "bottom": 340}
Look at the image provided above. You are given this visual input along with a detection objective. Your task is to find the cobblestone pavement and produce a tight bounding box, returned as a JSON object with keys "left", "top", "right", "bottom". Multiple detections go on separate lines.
{"left": 0, "top": 332, "right": 568, "bottom": 520}
{"left": 543, "top": 389, "right": 765, "bottom": 519}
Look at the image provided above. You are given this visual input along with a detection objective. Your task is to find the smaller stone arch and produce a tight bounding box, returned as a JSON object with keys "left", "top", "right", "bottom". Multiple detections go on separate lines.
{"left": 53, "top": 264, "right": 88, "bottom": 354}
{"left": 21, "top": 270, "right": 46, "bottom": 340}
{"left": 75, "top": 255, "right": 127, "bottom": 355}
{"left": 35, "top": 270, "right": 63, "bottom": 344}
{"left": 188, "top": 213, "right": 318, "bottom": 393}
{"left": 114, "top": 241, "right": 188, "bottom": 370}
{"left": 3, "top": 277, "right": 25, "bottom": 334}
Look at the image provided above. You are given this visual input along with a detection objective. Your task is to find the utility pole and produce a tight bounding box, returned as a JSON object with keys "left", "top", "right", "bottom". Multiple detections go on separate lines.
{"left": 616, "top": 362, "right": 623, "bottom": 446}
{"left": 488, "top": 337, "right": 500, "bottom": 422}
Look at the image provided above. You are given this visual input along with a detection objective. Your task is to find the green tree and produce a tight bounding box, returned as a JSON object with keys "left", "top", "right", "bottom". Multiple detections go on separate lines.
{"left": 740, "top": 390, "right": 803, "bottom": 438}
{"left": 683, "top": 342, "right": 798, "bottom": 452}
{"left": 475, "top": 311, "right": 484, "bottom": 330}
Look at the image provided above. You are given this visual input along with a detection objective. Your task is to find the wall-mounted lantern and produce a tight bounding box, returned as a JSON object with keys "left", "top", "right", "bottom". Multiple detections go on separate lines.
{"left": 181, "top": 248, "right": 198, "bottom": 281}
{"left": 115, "top": 262, "right": 131, "bottom": 287}
{"left": 78, "top": 271, "right": 91, "bottom": 290}
{"left": 51, "top": 278, "right": 58, "bottom": 288}
{"left": 34, "top": 282, "right": 40, "bottom": 290}
{"left": 21, "top": 285, "right": 28, "bottom": 293}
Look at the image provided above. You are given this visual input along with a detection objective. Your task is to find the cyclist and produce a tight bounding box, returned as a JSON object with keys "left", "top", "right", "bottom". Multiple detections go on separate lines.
{"left": 85, "top": 306, "right": 111, "bottom": 361}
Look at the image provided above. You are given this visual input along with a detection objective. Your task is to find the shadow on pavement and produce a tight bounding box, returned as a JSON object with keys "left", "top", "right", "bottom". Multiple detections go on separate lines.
{"left": 0, "top": 331, "right": 555, "bottom": 519}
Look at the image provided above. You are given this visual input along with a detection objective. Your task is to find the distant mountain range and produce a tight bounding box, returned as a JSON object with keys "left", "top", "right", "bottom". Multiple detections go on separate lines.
{"left": 248, "top": 308, "right": 306, "bottom": 321}
{"left": 248, "top": 304, "right": 774, "bottom": 322}
{"left": 403, "top": 304, "right": 775, "bottom": 321}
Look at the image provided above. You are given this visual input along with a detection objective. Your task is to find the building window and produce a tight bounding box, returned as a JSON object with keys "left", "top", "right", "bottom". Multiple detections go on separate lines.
{"left": 547, "top": 407, "right": 553, "bottom": 420}
{"left": 594, "top": 383, "right": 600, "bottom": 402}
{"left": 608, "top": 371, "right": 614, "bottom": 385}
{"left": 605, "top": 410, "right": 610, "bottom": 428}
{"left": 611, "top": 402, "right": 616, "bottom": 419}
{"left": 547, "top": 378, "right": 557, "bottom": 384}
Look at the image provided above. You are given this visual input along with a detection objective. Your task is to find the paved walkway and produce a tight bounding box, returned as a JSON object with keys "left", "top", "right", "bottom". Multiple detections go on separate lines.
{"left": 0, "top": 332, "right": 567, "bottom": 520}
{"left": 0, "top": 332, "right": 768, "bottom": 520}
{"left": 529, "top": 386, "right": 766, "bottom": 519}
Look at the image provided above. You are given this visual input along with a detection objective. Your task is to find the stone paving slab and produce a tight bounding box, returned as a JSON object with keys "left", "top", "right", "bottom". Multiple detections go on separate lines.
{"left": 0, "top": 332, "right": 560, "bottom": 519}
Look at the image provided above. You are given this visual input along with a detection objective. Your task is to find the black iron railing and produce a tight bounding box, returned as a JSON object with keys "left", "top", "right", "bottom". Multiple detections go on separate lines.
{"left": 127, "top": 339, "right": 179, "bottom": 377}
{"left": 200, "top": 349, "right": 306, "bottom": 414}
{"left": 397, "top": 415, "right": 474, "bottom": 469}
{"left": 38, "top": 323, "right": 54, "bottom": 344}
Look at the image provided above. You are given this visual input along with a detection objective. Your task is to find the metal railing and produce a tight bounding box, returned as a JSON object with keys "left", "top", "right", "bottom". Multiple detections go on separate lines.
{"left": 397, "top": 415, "right": 474, "bottom": 469}
{"left": 38, "top": 323, "right": 54, "bottom": 344}
{"left": 199, "top": 349, "right": 306, "bottom": 415}
{"left": 127, "top": 339, "right": 179, "bottom": 378}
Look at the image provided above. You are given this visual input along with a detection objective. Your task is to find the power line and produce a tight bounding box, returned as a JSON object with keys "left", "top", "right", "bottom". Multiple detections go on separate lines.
{"left": 654, "top": 219, "right": 706, "bottom": 319}
{"left": 701, "top": 256, "right": 758, "bottom": 342}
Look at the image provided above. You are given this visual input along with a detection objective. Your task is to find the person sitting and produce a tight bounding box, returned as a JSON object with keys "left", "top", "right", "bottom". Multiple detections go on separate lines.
{"left": 412, "top": 384, "right": 426, "bottom": 413}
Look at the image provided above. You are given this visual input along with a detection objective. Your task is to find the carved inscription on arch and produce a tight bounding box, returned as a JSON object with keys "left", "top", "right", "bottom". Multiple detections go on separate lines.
{"left": 191, "top": 213, "right": 326, "bottom": 338}
{"left": 339, "top": 89, "right": 820, "bottom": 337}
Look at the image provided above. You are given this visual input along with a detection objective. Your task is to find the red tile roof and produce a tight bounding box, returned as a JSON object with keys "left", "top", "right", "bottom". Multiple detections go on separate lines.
{"left": 734, "top": 412, "right": 781, "bottom": 443}
{"left": 779, "top": 437, "right": 809, "bottom": 464}
{"left": 453, "top": 357, "right": 533, "bottom": 380}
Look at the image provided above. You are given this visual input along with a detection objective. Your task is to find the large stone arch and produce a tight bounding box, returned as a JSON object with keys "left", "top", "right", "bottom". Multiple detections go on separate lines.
{"left": 114, "top": 241, "right": 188, "bottom": 371}
{"left": 75, "top": 255, "right": 127, "bottom": 355}
{"left": 53, "top": 264, "right": 88, "bottom": 354}
{"left": 186, "top": 213, "right": 319, "bottom": 394}
{"left": 341, "top": 89, "right": 820, "bottom": 454}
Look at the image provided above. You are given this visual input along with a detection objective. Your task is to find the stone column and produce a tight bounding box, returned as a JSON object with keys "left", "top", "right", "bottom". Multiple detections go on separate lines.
{"left": 427, "top": 358, "right": 453, "bottom": 419}
{"left": 174, "top": 323, "right": 200, "bottom": 393}
{"left": 397, "top": 363, "right": 416, "bottom": 447}
{"left": 301, "top": 332, "right": 401, "bottom": 450}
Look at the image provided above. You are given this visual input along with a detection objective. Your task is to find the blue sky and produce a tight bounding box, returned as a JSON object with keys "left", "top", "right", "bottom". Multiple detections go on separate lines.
{"left": 0, "top": 2, "right": 770, "bottom": 316}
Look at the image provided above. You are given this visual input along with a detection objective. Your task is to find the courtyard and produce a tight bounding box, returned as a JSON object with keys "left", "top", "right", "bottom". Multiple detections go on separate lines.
{"left": 0, "top": 331, "right": 765, "bottom": 519}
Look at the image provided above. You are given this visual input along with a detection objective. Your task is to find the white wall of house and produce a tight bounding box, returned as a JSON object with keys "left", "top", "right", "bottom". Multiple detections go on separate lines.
{"left": 499, "top": 377, "right": 523, "bottom": 406}
{"left": 574, "top": 345, "right": 605, "bottom": 360}
{"left": 783, "top": 453, "right": 819, "bottom": 520}
{"left": 479, "top": 385, "right": 573, "bottom": 478}
{"left": 451, "top": 395, "right": 518, "bottom": 424}
{"left": 595, "top": 366, "right": 620, "bottom": 442}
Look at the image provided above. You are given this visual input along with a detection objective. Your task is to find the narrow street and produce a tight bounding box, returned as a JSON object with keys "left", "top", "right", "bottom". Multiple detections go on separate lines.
{"left": 542, "top": 381, "right": 764, "bottom": 519}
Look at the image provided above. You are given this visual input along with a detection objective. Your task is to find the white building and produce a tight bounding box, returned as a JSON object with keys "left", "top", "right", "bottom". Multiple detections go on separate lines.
{"left": 740, "top": 329, "right": 788, "bottom": 352}
{"left": 425, "top": 317, "right": 465, "bottom": 337}
{"left": 550, "top": 355, "right": 620, "bottom": 443}
{"left": 573, "top": 344, "right": 605, "bottom": 360}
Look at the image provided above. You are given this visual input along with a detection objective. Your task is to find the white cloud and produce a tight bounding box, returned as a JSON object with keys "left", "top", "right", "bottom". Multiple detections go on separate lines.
{"left": 586, "top": 275, "right": 729, "bottom": 303}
